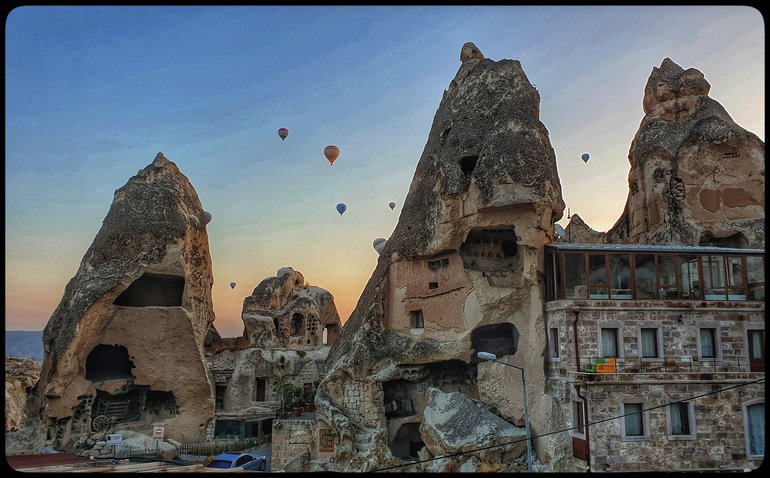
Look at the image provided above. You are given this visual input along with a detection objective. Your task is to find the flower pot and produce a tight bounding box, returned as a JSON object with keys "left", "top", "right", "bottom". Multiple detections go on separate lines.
{"left": 292, "top": 406, "right": 303, "bottom": 416}
{"left": 305, "top": 402, "right": 316, "bottom": 412}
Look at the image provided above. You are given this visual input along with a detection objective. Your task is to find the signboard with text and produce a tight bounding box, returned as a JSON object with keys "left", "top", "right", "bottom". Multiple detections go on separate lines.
{"left": 106, "top": 434, "right": 123, "bottom": 445}
{"left": 319, "top": 429, "right": 335, "bottom": 453}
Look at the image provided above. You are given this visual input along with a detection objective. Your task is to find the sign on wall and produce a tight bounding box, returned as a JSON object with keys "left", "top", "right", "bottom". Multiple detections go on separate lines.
{"left": 153, "top": 426, "right": 165, "bottom": 440}
{"left": 319, "top": 428, "right": 335, "bottom": 453}
{"left": 106, "top": 434, "right": 123, "bottom": 445}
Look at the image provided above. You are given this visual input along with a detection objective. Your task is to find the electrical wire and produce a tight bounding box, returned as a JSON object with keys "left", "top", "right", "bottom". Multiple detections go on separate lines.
{"left": 371, "top": 377, "right": 765, "bottom": 472}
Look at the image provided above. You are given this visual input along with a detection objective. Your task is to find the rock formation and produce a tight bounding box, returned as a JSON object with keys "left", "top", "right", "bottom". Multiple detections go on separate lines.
{"left": 311, "top": 43, "right": 566, "bottom": 471}
{"left": 5, "top": 358, "right": 42, "bottom": 432}
{"left": 241, "top": 267, "right": 341, "bottom": 348}
{"left": 27, "top": 153, "right": 216, "bottom": 450}
{"left": 606, "top": 58, "right": 765, "bottom": 247}
{"left": 562, "top": 213, "right": 607, "bottom": 243}
{"left": 203, "top": 268, "right": 341, "bottom": 444}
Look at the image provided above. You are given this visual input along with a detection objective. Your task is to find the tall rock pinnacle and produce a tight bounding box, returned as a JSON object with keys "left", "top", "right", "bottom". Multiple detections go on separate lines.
{"left": 607, "top": 58, "right": 765, "bottom": 247}
{"left": 30, "top": 153, "right": 216, "bottom": 448}
{"left": 312, "top": 43, "right": 565, "bottom": 472}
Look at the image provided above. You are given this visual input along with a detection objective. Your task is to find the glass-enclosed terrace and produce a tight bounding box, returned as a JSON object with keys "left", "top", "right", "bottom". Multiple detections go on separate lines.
{"left": 545, "top": 243, "right": 764, "bottom": 302}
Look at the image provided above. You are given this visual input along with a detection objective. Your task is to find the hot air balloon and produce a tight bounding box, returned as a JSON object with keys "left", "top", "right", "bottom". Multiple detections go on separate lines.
{"left": 278, "top": 128, "right": 289, "bottom": 141}
{"left": 203, "top": 211, "right": 212, "bottom": 225}
{"left": 336, "top": 203, "right": 347, "bottom": 215}
{"left": 554, "top": 223, "right": 566, "bottom": 238}
{"left": 373, "top": 237, "right": 387, "bottom": 254}
{"left": 581, "top": 153, "right": 590, "bottom": 163}
{"left": 324, "top": 145, "right": 340, "bottom": 165}
{"left": 388, "top": 202, "right": 396, "bottom": 210}
{"left": 229, "top": 282, "right": 236, "bottom": 289}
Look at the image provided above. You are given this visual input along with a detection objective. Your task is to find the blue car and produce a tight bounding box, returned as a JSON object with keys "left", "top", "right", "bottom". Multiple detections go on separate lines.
{"left": 206, "top": 452, "right": 267, "bottom": 471}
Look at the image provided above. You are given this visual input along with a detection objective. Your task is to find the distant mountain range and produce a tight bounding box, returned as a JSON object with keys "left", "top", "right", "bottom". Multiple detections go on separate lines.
{"left": 5, "top": 331, "right": 44, "bottom": 360}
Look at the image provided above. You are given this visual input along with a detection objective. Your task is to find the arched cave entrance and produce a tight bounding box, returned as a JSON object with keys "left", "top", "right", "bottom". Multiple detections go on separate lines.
{"left": 471, "top": 323, "right": 519, "bottom": 363}
{"left": 85, "top": 344, "right": 135, "bottom": 381}
{"left": 698, "top": 231, "right": 748, "bottom": 249}
{"left": 113, "top": 273, "right": 185, "bottom": 307}
{"left": 389, "top": 422, "right": 425, "bottom": 461}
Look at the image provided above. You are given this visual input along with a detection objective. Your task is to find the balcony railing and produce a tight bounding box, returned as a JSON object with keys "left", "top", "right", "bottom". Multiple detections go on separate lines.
{"left": 566, "top": 355, "right": 764, "bottom": 375}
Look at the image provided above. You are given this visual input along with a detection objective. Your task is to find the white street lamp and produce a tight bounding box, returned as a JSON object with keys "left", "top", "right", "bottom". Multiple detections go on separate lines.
{"left": 477, "top": 351, "right": 533, "bottom": 472}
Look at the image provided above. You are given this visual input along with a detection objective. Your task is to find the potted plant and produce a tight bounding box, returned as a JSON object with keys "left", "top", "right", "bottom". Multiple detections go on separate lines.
{"left": 289, "top": 385, "right": 305, "bottom": 416}
{"left": 273, "top": 381, "right": 296, "bottom": 419}
{"left": 303, "top": 382, "right": 318, "bottom": 412}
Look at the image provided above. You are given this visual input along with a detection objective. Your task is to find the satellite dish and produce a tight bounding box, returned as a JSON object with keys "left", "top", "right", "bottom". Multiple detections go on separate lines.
{"left": 554, "top": 223, "right": 566, "bottom": 237}
{"left": 581, "top": 153, "right": 590, "bottom": 163}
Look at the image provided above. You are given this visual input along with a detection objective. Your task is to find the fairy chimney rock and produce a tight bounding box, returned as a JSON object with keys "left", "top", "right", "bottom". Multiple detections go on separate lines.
{"left": 30, "top": 153, "right": 216, "bottom": 448}
{"left": 315, "top": 43, "right": 564, "bottom": 471}
{"left": 241, "top": 267, "right": 342, "bottom": 348}
{"left": 608, "top": 58, "right": 765, "bottom": 247}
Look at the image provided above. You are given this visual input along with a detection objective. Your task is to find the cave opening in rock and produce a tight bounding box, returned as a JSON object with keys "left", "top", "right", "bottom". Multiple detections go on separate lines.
{"left": 90, "top": 387, "right": 176, "bottom": 431}
{"left": 389, "top": 422, "right": 425, "bottom": 460}
{"left": 460, "top": 227, "right": 521, "bottom": 272}
{"left": 698, "top": 231, "right": 748, "bottom": 249}
{"left": 459, "top": 155, "right": 478, "bottom": 177}
{"left": 85, "top": 344, "right": 135, "bottom": 381}
{"left": 113, "top": 273, "right": 185, "bottom": 307}
{"left": 290, "top": 313, "right": 304, "bottom": 336}
{"left": 383, "top": 380, "right": 417, "bottom": 419}
{"left": 471, "top": 323, "right": 519, "bottom": 362}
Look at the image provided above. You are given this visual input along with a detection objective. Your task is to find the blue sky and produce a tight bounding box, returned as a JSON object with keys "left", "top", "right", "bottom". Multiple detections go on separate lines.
{"left": 5, "top": 6, "right": 764, "bottom": 337}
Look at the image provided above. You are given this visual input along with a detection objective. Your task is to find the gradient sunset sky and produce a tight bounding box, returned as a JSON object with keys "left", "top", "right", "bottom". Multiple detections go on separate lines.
{"left": 6, "top": 6, "right": 764, "bottom": 337}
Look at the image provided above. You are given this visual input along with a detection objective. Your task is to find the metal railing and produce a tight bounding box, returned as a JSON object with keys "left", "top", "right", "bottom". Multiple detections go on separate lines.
{"left": 570, "top": 355, "right": 763, "bottom": 375}
{"left": 177, "top": 434, "right": 271, "bottom": 458}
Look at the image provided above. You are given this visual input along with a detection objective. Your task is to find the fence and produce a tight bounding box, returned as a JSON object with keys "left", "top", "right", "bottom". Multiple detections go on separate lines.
{"left": 178, "top": 434, "right": 271, "bottom": 458}
{"left": 574, "top": 355, "right": 762, "bottom": 375}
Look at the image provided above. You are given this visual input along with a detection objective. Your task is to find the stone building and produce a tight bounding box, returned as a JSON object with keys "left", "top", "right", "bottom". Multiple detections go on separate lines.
{"left": 544, "top": 243, "right": 764, "bottom": 471}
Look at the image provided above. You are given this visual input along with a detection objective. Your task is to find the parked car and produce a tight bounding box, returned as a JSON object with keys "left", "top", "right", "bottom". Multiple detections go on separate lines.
{"left": 205, "top": 452, "right": 267, "bottom": 471}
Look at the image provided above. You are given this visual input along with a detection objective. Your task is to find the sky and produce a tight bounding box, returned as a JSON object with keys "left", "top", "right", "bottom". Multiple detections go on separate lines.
{"left": 5, "top": 6, "right": 764, "bottom": 338}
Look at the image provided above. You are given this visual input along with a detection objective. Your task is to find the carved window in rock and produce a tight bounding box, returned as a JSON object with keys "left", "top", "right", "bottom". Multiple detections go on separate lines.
{"left": 290, "top": 313, "right": 304, "bottom": 336}
{"left": 113, "top": 273, "right": 184, "bottom": 307}
{"left": 254, "top": 378, "right": 266, "bottom": 402}
{"left": 85, "top": 344, "right": 135, "bottom": 381}
{"left": 723, "top": 150, "right": 741, "bottom": 160}
{"left": 410, "top": 310, "right": 424, "bottom": 329}
{"left": 307, "top": 316, "right": 321, "bottom": 345}
{"left": 460, "top": 227, "right": 520, "bottom": 272}
{"left": 459, "top": 155, "right": 478, "bottom": 177}
{"left": 471, "top": 323, "right": 518, "bottom": 360}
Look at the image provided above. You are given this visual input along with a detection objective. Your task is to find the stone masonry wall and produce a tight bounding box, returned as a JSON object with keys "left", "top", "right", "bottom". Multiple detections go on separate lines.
{"left": 271, "top": 419, "right": 314, "bottom": 471}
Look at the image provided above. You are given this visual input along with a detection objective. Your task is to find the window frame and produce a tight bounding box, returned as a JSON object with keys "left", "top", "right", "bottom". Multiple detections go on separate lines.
{"left": 410, "top": 310, "right": 424, "bottom": 330}
{"left": 548, "top": 325, "right": 560, "bottom": 361}
{"left": 742, "top": 398, "right": 765, "bottom": 460}
{"left": 598, "top": 323, "right": 624, "bottom": 360}
{"left": 638, "top": 324, "right": 664, "bottom": 362}
{"left": 666, "top": 399, "right": 697, "bottom": 440}
{"left": 620, "top": 400, "right": 650, "bottom": 442}
{"left": 696, "top": 323, "right": 722, "bottom": 361}
{"left": 571, "top": 399, "right": 586, "bottom": 439}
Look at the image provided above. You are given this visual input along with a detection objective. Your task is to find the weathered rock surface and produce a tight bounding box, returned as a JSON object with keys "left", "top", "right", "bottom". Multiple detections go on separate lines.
{"left": 27, "top": 153, "right": 216, "bottom": 449}
{"left": 420, "top": 388, "right": 526, "bottom": 462}
{"left": 561, "top": 213, "right": 607, "bottom": 244}
{"left": 607, "top": 58, "right": 765, "bottom": 247}
{"left": 241, "top": 267, "right": 341, "bottom": 348}
{"left": 5, "top": 358, "right": 42, "bottom": 431}
{"left": 313, "top": 43, "right": 565, "bottom": 471}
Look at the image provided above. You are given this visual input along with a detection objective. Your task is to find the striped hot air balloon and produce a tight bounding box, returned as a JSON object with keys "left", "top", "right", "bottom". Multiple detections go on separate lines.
{"left": 324, "top": 145, "right": 340, "bottom": 165}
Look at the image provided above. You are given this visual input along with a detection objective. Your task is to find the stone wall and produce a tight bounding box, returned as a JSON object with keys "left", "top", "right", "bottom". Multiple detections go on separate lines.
{"left": 271, "top": 418, "right": 314, "bottom": 471}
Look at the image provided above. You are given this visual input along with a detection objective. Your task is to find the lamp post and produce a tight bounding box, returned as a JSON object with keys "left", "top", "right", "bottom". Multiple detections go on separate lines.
{"left": 477, "top": 351, "right": 533, "bottom": 472}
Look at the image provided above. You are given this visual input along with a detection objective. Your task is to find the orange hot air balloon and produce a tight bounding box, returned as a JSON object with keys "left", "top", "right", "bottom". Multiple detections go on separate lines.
{"left": 278, "top": 128, "right": 289, "bottom": 141}
{"left": 324, "top": 145, "right": 340, "bottom": 165}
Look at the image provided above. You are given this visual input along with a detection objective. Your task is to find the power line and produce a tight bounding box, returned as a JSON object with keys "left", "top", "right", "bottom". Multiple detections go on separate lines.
{"left": 372, "top": 377, "right": 764, "bottom": 472}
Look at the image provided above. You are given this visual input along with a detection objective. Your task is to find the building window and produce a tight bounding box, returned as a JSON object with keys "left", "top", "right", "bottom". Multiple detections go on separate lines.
{"left": 621, "top": 402, "right": 649, "bottom": 441}
{"left": 600, "top": 327, "right": 620, "bottom": 358}
{"left": 639, "top": 327, "right": 663, "bottom": 361}
{"left": 747, "top": 329, "right": 765, "bottom": 372}
{"left": 668, "top": 401, "right": 696, "bottom": 440}
{"left": 565, "top": 253, "right": 587, "bottom": 299}
{"left": 410, "top": 310, "right": 424, "bottom": 329}
{"left": 428, "top": 282, "right": 439, "bottom": 290}
{"left": 743, "top": 400, "right": 765, "bottom": 459}
{"left": 698, "top": 328, "right": 718, "bottom": 359}
{"left": 634, "top": 254, "right": 657, "bottom": 299}
{"left": 572, "top": 400, "right": 585, "bottom": 437}
{"left": 548, "top": 327, "right": 560, "bottom": 360}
